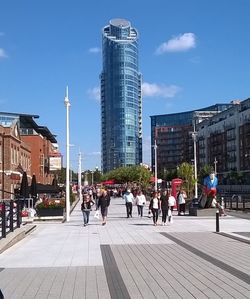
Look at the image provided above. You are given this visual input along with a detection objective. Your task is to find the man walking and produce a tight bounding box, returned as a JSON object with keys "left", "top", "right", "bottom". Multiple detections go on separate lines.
{"left": 123, "top": 189, "right": 134, "bottom": 218}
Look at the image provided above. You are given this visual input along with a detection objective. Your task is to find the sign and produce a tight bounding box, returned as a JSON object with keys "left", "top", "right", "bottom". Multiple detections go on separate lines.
{"left": 10, "top": 173, "right": 21, "bottom": 180}
{"left": 49, "top": 156, "right": 62, "bottom": 171}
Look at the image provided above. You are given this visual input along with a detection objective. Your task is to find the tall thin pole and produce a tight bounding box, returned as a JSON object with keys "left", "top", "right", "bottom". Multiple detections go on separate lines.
{"left": 193, "top": 121, "right": 198, "bottom": 198}
{"left": 78, "top": 151, "right": 82, "bottom": 202}
{"left": 2, "top": 133, "right": 5, "bottom": 199}
{"left": 154, "top": 140, "right": 158, "bottom": 191}
{"left": 214, "top": 157, "right": 218, "bottom": 175}
{"left": 64, "top": 86, "right": 70, "bottom": 222}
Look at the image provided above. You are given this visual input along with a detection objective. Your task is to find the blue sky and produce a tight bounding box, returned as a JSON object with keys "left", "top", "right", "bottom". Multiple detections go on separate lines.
{"left": 1, "top": 0, "right": 250, "bottom": 171}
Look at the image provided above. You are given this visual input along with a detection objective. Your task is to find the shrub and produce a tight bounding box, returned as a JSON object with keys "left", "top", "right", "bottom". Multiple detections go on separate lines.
{"left": 36, "top": 199, "right": 65, "bottom": 209}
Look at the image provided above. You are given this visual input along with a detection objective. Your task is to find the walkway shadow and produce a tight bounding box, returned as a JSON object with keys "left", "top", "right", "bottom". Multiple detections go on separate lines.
{"left": 130, "top": 223, "right": 153, "bottom": 226}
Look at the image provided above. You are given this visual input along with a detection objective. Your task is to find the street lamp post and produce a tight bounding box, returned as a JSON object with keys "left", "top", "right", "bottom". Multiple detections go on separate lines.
{"left": 214, "top": 157, "right": 218, "bottom": 175}
{"left": 78, "top": 151, "right": 82, "bottom": 202}
{"left": 64, "top": 86, "right": 71, "bottom": 222}
{"left": 191, "top": 124, "right": 198, "bottom": 199}
{"left": 153, "top": 140, "right": 158, "bottom": 191}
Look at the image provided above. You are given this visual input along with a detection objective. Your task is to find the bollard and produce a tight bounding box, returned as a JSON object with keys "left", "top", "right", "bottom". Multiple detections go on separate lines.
{"left": 1, "top": 202, "right": 6, "bottom": 238}
{"left": 216, "top": 210, "right": 220, "bottom": 232}
{"left": 16, "top": 199, "right": 21, "bottom": 228}
{"left": 10, "top": 200, "right": 14, "bottom": 232}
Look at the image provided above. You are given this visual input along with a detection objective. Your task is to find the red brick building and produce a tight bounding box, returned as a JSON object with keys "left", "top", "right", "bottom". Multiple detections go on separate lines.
{"left": 0, "top": 112, "right": 60, "bottom": 199}
{"left": 0, "top": 122, "right": 31, "bottom": 199}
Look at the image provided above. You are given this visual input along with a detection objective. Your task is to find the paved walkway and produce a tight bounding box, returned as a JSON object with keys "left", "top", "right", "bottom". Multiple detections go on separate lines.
{"left": 0, "top": 197, "right": 249, "bottom": 298}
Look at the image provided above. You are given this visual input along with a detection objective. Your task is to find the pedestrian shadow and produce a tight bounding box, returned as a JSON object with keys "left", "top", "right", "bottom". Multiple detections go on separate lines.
{"left": 130, "top": 223, "right": 153, "bottom": 226}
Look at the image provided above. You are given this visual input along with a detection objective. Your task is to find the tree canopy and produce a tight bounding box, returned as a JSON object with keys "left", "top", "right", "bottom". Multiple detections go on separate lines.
{"left": 101, "top": 165, "right": 152, "bottom": 189}
{"left": 177, "top": 162, "right": 195, "bottom": 198}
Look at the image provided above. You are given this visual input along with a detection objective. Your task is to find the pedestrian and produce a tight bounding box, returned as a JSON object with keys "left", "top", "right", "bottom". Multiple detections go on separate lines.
{"left": 177, "top": 188, "right": 187, "bottom": 216}
{"left": 167, "top": 190, "right": 176, "bottom": 224}
{"left": 97, "top": 189, "right": 111, "bottom": 225}
{"left": 149, "top": 191, "right": 160, "bottom": 226}
{"left": 135, "top": 190, "right": 146, "bottom": 217}
{"left": 81, "top": 194, "right": 95, "bottom": 226}
{"left": 160, "top": 189, "right": 169, "bottom": 225}
{"left": 95, "top": 187, "right": 102, "bottom": 210}
{"left": 211, "top": 196, "right": 227, "bottom": 216}
{"left": 123, "top": 188, "right": 134, "bottom": 218}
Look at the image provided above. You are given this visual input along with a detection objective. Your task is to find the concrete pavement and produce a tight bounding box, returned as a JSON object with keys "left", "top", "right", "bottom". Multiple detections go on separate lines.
{"left": 0, "top": 197, "right": 249, "bottom": 298}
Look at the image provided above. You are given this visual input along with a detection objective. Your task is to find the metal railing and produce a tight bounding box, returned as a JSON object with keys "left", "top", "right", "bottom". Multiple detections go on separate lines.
{"left": 0, "top": 199, "right": 21, "bottom": 239}
{"left": 223, "top": 195, "right": 250, "bottom": 211}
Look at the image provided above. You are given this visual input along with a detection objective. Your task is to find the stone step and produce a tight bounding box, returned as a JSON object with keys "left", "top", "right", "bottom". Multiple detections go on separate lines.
{"left": 189, "top": 207, "right": 218, "bottom": 216}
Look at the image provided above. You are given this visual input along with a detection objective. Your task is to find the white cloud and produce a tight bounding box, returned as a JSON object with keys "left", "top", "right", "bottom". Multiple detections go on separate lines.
{"left": 89, "top": 47, "right": 101, "bottom": 54}
{"left": 142, "top": 82, "right": 181, "bottom": 98}
{"left": 87, "top": 86, "right": 100, "bottom": 102}
{"left": 0, "top": 48, "right": 8, "bottom": 59}
{"left": 155, "top": 33, "right": 196, "bottom": 54}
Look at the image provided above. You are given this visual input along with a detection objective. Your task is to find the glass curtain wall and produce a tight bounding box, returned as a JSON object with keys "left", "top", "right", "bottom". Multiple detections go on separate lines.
{"left": 101, "top": 19, "right": 142, "bottom": 173}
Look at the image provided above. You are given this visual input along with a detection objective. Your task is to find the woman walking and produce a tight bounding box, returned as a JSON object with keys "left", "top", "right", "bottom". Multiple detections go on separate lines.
{"left": 149, "top": 191, "right": 160, "bottom": 226}
{"left": 135, "top": 190, "right": 146, "bottom": 217}
{"left": 160, "top": 190, "right": 169, "bottom": 225}
{"left": 177, "top": 188, "right": 187, "bottom": 216}
{"left": 97, "top": 189, "right": 111, "bottom": 226}
{"left": 81, "top": 194, "right": 95, "bottom": 226}
{"left": 168, "top": 189, "right": 176, "bottom": 224}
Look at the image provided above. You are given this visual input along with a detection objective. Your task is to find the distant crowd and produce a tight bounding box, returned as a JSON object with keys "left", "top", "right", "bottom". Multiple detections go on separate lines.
{"left": 80, "top": 186, "right": 189, "bottom": 227}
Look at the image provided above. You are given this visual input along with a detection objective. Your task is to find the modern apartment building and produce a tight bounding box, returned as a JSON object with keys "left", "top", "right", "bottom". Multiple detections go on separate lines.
{"left": 197, "top": 98, "right": 250, "bottom": 181}
{"left": 150, "top": 104, "right": 231, "bottom": 176}
{"left": 100, "top": 18, "right": 142, "bottom": 173}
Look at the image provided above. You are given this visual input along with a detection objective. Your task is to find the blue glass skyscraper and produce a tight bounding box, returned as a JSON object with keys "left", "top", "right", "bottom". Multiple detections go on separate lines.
{"left": 101, "top": 19, "right": 142, "bottom": 173}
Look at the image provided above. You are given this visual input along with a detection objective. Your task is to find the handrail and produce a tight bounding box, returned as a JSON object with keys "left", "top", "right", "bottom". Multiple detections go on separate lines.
{"left": 0, "top": 199, "right": 21, "bottom": 239}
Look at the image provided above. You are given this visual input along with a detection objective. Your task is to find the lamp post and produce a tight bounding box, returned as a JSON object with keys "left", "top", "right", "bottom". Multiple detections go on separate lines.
{"left": 191, "top": 126, "right": 198, "bottom": 199}
{"left": 1, "top": 132, "right": 5, "bottom": 199}
{"left": 64, "top": 86, "right": 71, "bottom": 222}
{"left": 78, "top": 150, "right": 82, "bottom": 202}
{"left": 153, "top": 140, "right": 158, "bottom": 191}
{"left": 214, "top": 157, "right": 218, "bottom": 175}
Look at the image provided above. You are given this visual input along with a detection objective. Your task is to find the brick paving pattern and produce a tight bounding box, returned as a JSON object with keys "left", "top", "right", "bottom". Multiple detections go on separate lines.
{"left": 0, "top": 197, "right": 249, "bottom": 298}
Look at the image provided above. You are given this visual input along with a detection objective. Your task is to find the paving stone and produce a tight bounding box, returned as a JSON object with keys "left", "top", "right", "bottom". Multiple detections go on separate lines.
{"left": 0, "top": 197, "right": 250, "bottom": 299}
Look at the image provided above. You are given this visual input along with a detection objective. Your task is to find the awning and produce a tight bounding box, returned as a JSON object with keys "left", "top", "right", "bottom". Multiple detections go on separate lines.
{"left": 36, "top": 183, "right": 61, "bottom": 194}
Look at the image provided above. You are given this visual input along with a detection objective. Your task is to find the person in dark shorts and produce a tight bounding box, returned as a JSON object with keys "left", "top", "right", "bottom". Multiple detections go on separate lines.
{"left": 97, "top": 189, "right": 111, "bottom": 225}
{"left": 160, "top": 189, "right": 169, "bottom": 225}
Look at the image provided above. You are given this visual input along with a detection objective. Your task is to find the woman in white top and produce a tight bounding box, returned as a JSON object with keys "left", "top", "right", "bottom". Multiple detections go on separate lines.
{"left": 168, "top": 190, "right": 176, "bottom": 224}
{"left": 149, "top": 191, "right": 160, "bottom": 226}
{"left": 135, "top": 190, "right": 146, "bottom": 217}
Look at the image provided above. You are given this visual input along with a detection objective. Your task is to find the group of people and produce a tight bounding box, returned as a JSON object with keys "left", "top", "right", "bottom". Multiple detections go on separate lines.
{"left": 123, "top": 188, "right": 186, "bottom": 226}
{"left": 81, "top": 188, "right": 110, "bottom": 226}
{"left": 80, "top": 175, "right": 227, "bottom": 227}
{"left": 81, "top": 187, "right": 184, "bottom": 227}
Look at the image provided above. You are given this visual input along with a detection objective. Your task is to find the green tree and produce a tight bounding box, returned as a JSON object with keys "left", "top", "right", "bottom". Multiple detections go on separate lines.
{"left": 198, "top": 164, "right": 214, "bottom": 184}
{"left": 101, "top": 165, "right": 152, "bottom": 189}
{"left": 54, "top": 167, "right": 66, "bottom": 184}
{"left": 177, "top": 162, "right": 195, "bottom": 198}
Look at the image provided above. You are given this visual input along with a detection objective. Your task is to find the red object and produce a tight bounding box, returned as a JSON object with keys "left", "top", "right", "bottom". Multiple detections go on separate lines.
{"left": 102, "top": 180, "right": 115, "bottom": 185}
{"left": 205, "top": 187, "right": 217, "bottom": 197}
{"left": 171, "top": 178, "right": 183, "bottom": 209}
{"left": 21, "top": 210, "right": 29, "bottom": 217}
{"left": 150, "top": 177, "right": 156, "bottom": 183}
